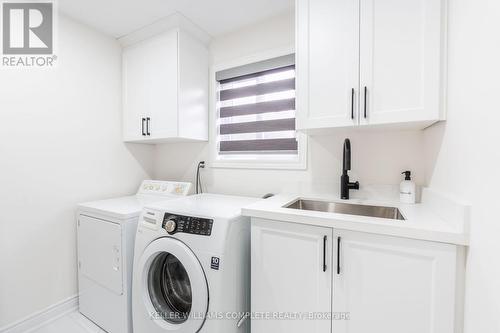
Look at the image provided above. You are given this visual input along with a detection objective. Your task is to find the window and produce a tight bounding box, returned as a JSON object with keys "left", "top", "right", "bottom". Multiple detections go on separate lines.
{"left": 214, "top": 54, "right": 306, "bottom": 169}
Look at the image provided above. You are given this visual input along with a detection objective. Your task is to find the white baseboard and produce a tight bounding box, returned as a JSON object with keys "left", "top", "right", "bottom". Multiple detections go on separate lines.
{"left": 0, "top": 295, "right": 79, "bottom": 333}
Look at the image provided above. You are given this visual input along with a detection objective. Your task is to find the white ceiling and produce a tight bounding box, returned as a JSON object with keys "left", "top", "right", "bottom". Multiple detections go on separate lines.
{"left": 59, "top": 0, "right": 294, "bottom": 38}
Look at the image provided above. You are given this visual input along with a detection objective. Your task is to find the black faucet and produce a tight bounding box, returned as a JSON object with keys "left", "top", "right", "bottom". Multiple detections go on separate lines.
{"left": 340, "top": 138, "right": 359, "bottom": 200}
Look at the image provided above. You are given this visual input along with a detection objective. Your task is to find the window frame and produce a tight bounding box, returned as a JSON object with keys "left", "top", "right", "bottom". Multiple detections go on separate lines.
{"left": 210, "top": 46, "right": 307, "bottom": 170}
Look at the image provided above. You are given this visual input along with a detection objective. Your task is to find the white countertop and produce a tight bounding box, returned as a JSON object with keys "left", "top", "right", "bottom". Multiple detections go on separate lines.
{"left": 242, "top": 190, "right": 469, "bottom": 246}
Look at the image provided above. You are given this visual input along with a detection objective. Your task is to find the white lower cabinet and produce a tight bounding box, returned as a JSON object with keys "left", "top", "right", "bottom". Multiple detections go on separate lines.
{"left": 251, "top": 218, "right": 462, "bottom": 333}
{"left": 333, "top": 229, "right": 458, "bottom": 333}
{"left": 251, "top": 219, "right": 333, "bottom": 333}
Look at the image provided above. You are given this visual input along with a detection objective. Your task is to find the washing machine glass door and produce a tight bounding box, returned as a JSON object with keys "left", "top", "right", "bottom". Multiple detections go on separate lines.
{"left": 139, "top": 237, "right": 208, "bottom": 332}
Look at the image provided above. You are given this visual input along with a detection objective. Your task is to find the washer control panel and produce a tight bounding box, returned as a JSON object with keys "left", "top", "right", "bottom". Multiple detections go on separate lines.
{"left": 162, "top": 213, "right": 213, "bottom": 236}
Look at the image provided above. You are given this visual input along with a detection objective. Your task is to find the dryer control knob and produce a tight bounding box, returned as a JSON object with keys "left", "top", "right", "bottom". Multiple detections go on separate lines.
{"left": 164, "top": 220, "right": 177, "bottom": 233}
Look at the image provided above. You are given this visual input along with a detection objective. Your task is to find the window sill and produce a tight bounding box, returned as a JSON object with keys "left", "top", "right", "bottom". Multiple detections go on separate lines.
{"left": 210, "top": 158, "right": 307, "bottom": 170}
{"left": 210, "top": 133, "right": 308, "bottom": 170}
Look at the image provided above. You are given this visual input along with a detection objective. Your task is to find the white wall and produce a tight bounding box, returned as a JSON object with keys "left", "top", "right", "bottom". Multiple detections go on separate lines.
{"left": 423, "top": 0, "right": 500, "bottom": 331}
{"left": 155, "top": 131, "right": 425, "bottom": 197}
{"left": 0, "top": 16, "right": 154, "bottom": 327}
{"left": 154, "top": 10, "right": 426, "bottom": 197}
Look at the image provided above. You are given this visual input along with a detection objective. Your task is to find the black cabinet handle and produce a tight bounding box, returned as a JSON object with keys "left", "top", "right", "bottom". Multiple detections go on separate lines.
{"left": 363, "top": 86, "right": 367, "bottom": 119}
{"left": 337, "top": 236, "right": 341, "bottom": 274}
{"left": 323, "top": 235, "right": 327, "bottom": 272}
{"left": 351, "top": 88, "right": 355, "bottom": 119}
{"left": 141, "top": 118, "right": 145, "bottom": 136}
{"left": 146, "top": 117, "right": 151, "bottom": 136}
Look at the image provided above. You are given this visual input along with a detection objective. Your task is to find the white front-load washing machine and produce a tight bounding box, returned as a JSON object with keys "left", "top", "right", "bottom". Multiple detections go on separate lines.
{"left": 132, "top": 193, "right": 259, "bottom": 333}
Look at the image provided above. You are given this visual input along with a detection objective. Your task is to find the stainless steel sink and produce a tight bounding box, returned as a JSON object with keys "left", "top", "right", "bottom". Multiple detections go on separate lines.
{"left": 284, "top": 199, "right": 405, "bottom": 221}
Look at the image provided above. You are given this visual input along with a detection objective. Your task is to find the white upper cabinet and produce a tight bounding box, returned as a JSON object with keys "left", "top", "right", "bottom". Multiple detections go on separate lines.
{"left": 359, "top": 0, "right": 445, "bottom": 126}
{"left": 122, "top": 29, "right": 208, "bottom": 143}
{"left": 296, "top": 0, "right": 446, "bottom": 131}
{"left": 296, "top": 0, "right": 360, "bottom": 129}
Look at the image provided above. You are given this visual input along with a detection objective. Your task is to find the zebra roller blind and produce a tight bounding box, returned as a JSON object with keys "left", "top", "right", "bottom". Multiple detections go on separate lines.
{"left": 216, "top": 54, "right": 297, "bottom": 156}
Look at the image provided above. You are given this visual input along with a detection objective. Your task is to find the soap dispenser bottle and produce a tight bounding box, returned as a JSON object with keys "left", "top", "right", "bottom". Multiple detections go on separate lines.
{"left": 400, "top": 171, "right": 416, "bottom": 204}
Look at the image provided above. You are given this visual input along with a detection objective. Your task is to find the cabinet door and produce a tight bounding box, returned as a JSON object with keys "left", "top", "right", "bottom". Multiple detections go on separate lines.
{"left": 251, "top": 219, "right": 333, "bottom": 333}
{"left": 122, "top": 42, "right": 146, "bottom": 141}
{"left": 296, "top": 0, "right": 360, "bottom": 130}
{"left": 359, "top": 0, "right": 444, "bottom": 126}
{"left": 122, "top": 30, "right": 178, "bottom": 141}
{"left": 333, "top": 230, "right": 457, "bottom": 333}
{"left": 146, "top": 30, "right": 179, "bottom": 139}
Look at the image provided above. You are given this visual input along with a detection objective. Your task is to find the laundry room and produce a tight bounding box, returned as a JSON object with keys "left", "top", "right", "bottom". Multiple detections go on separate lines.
{"left": 0, "top": 0, "right": 498, "bottom": 333}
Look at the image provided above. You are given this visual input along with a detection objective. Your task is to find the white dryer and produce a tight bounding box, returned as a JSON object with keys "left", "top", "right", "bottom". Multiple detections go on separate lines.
{"left": 77, "top": 180, "right": 191, "bottom": 333}
{"left": 133, "top": 193, "right": 259, "bottom": 333}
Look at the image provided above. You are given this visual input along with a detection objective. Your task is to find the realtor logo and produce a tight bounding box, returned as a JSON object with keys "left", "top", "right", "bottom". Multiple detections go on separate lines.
{"left": 3, "top": 2, "right": 53, "bottom": 54}
{"left": 1, "top": 1, "right": 56, "bottom": 67}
